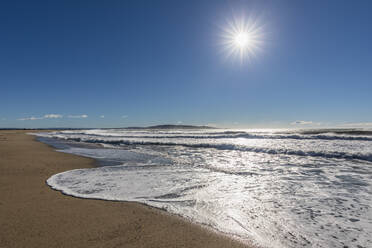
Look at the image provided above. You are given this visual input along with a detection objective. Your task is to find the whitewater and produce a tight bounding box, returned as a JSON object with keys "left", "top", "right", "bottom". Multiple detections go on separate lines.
{"left": 34, "top": 128, "right": 372, "bottom": 248}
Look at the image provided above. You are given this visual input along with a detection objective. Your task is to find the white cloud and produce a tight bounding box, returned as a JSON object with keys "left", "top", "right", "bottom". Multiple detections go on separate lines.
{"left": 122, "top": 115, "right": 128, "bottom": 119}
{"left": 68, "top": 114, "right": 88, "bottom": 119}
{"left": 177, "top": 121, "right": 183, "bottom": 124}
{"left": 44, "top": 114, "right": 63, "bottom": 119}
{"left": 18, "top": 116, "right": 44, "bottom": 121}
{"left": 17, "top": 113, "right": 92, "bottom": 121}
{"left": 100, "top": 115, "right": 105, "bottom": 118}
{"left": 18, "top": 113, "right": 63, "bottom": 121}
{"left": 291, "top": 120, "right": 314, "bottom": 125}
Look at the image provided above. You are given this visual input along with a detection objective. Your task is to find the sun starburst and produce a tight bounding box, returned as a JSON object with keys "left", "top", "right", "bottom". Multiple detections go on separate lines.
{"left": 220, "top": 14, "right": 265, "bottom": 63}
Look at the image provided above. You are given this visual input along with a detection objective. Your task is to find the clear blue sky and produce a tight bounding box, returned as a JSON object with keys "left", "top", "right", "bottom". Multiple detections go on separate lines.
{"left": 1, "top": 0, "right": 371, "bottom": 128}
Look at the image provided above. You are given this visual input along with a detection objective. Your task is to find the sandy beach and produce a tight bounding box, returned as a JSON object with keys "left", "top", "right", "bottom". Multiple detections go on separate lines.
{"left": 0, "top": 130, "right": 249, "bottom": 248}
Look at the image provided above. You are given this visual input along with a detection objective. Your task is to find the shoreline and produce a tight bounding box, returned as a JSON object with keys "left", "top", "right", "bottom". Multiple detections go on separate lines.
{"left": 0, "top": 130, "right": 251, "bottom": 248}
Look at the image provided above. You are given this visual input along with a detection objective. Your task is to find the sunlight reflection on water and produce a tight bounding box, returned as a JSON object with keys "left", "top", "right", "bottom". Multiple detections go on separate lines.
{"left": 36, "top": 129, "right": 372, "bottom": 248}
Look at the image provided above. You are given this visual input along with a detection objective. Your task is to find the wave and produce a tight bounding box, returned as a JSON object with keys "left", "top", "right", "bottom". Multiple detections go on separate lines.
{"left": 295, "top": 129, "right": 372, "bottom": 136}
{"left": 43, "top": 135, "right": 372, "bottom": 163}
{"left": 52, "top": 131, "right": 372, "bottom": 142}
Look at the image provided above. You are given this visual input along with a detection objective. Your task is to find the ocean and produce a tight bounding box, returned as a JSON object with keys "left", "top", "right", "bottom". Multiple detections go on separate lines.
{"left": 34, "top": 128, "right": 372, "bottom": 248}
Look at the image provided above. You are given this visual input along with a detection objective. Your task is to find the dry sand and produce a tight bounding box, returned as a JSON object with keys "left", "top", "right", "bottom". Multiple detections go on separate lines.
{"left": 0, "top": 130, "right": 251, "bottom": 248}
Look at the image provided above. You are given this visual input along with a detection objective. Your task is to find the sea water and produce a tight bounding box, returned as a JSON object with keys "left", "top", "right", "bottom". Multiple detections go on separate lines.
{"left": 34, "top": 128, "right": 372, "bottom": 248}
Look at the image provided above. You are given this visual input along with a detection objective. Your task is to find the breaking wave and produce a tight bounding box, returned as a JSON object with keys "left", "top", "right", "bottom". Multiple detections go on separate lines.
{"left": 51, "top": 130, "right": 372, "bottom": 141}
{"left": 34, "top": 128, "right": 372, "bottom": 248}
{"left": 38, "top": 133, "right": 372, "bottom": 162}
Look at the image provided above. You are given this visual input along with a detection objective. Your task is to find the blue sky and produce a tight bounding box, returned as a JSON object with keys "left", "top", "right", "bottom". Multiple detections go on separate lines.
{"left": 1, "top": 0, "right": 371, "bottom": 128}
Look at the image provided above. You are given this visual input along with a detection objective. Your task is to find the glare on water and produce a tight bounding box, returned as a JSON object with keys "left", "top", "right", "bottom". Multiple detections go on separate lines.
{"left": 37, "top": 128, "right": 372, "bottom": 248}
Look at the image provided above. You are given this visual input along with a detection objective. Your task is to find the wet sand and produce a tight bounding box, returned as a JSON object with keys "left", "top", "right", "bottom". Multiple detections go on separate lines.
{"left": 0, "top": 130, "right": 250, "bottom": 248}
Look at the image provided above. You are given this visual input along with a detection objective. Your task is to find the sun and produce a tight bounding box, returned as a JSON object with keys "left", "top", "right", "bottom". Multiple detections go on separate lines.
{"left": 220, "top": 14, "right": 264, "bottom": 63}
{"left": 234, "top": 32, "right": 251, "bottom": 48}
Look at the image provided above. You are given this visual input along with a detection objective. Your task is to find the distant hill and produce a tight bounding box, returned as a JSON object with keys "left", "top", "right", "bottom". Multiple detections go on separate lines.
{"left": 124, "top": 124, "right": 215, "bottom": 130}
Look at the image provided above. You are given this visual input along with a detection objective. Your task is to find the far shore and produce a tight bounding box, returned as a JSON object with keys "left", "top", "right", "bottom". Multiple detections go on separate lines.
{"left": 0, "top": 130, "right": 251, "bottom": 248}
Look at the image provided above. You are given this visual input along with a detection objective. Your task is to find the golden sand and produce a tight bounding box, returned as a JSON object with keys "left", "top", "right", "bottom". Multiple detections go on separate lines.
{"left": 0, "top": 130, "right": 250, "bottom": 248}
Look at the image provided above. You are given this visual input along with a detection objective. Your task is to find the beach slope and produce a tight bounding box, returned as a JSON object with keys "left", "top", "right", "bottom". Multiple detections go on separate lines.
{"left": 0, "top": 131, "right": 249, "bottom": 248}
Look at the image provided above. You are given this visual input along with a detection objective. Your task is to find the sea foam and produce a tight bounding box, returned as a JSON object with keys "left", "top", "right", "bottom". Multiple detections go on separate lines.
{"left": 36, "top": 129, "right": 372, "bottom": 248}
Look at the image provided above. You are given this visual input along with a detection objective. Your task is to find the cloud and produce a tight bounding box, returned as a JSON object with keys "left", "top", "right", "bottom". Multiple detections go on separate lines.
{"left": 44, "top": 114, "right": 63, "bottom": 119}
{"left": 122, "top": 115, "right": 128, "bottom": 119}
{"left": 68, "top": 114, "right": 88, "bottom": 119}
{"left": 17, "top": 113, "right": 91, "bottom": 121}
{"left": 100, "top": 115, "right": 105, "bottom": 118}
{"left": 291, "top": 120, "right": 314, "bottom": 125}
{"left": 18, "top": 116, "right": 44, "bottom": 121}
{"left": 18, "top": 113, "right": 63, "bottom": 121}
